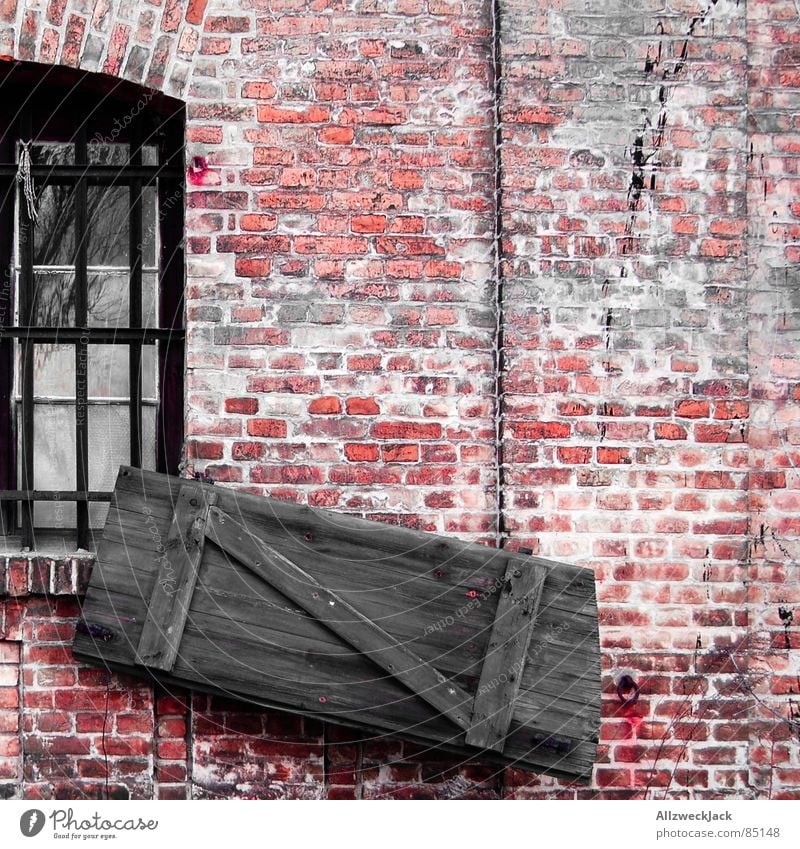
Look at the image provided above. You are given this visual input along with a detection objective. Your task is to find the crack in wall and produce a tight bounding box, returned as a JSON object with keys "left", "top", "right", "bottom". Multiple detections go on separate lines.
{"left": 490, "top": 0, "right": 507, "bottom": 552}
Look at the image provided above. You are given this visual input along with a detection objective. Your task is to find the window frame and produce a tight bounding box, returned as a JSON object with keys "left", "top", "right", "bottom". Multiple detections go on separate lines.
{"left": 0, "top": 64, "right": 186, "bottom": 550}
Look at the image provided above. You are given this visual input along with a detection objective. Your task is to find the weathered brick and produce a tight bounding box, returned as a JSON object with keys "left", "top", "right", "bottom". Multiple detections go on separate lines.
{"left": 345, "top": 398, "right": 380, "bottom": 416}
{"left": 0, "top": 0, "right": 790, "bottom": 803}
{"left": 246, "top": 419, "right": 287, "bottom": 438}
{"left": 308, "top": 397, "right": 342, "bottom": 415}
{"left": 344, "top": 443, "right": 379, "bottom": 462}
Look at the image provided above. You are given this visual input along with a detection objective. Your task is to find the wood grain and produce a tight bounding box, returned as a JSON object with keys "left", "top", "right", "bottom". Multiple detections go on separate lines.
{"left": 465, "top": 557, "right": 546, "bottom": 752}
{"left": 72, "top": 466, "right": 601, "bottom": 780}
{"left": 135, "top": 483, "right": 217, "bottom": 671}
{"left": 207, "top": 506, "right": 475, "bottom": 731}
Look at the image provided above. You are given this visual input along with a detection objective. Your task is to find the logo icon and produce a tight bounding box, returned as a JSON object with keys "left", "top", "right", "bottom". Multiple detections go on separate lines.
{"left": 20, "top": 810, "right": 46, "bottom": 837}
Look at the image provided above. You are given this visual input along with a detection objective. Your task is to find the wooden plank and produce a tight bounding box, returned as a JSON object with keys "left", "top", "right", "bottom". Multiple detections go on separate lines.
{"left": 465, "top": 558, "right": 546, "bottom": 752}
{"left": 74, "top": 467, "right": 601, "bottom": 779}
{"left": 76, "top": 572, "right": 597, "bottom": 739}
{"left": 73, "top": 586, "right": 599, "bottom": 779}
{"left": 113, "top": 467, "right": 515, "bottom": 585}
{"left": 101, "top": 479, "right": 600, "bottom": 722}
{"left": 86, "top": 518, "right": 491, "bottom": 684}
{"left": 206, "top": 505, "right": 475, "bottom": 732}
{"left": 135, "top": 483, "right": 218, "bottom": 671}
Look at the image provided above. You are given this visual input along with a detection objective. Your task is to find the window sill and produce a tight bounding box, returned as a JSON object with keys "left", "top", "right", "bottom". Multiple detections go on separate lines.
{"left": 0, "top": 536, "right": 94, "bottom": 597}
{"left": 0, "top": 533, "right": 96, "bottom": 558}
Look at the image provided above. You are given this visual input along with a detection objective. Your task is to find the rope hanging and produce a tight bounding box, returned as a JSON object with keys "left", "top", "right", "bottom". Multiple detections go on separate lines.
{"left": 16, "top": 141, "right": 38, "bottom": 223}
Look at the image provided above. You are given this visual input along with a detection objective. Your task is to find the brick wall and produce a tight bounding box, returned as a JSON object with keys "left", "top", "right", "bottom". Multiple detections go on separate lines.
{"left": 0, "top": 0, "right": 797, "bottom": 799}
{"left": 747, "top": 0, "right": 800, "bottom": 798}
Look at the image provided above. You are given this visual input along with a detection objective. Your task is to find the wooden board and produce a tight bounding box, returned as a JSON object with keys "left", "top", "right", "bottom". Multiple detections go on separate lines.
{"left": 466, "top": 557, "right": 546, "bottom": 751}
{"left": 72, "top": 467, "right": 600, "bottom": 780}
{"left": 136, "top": 484, "right": 217, "bottom": 671}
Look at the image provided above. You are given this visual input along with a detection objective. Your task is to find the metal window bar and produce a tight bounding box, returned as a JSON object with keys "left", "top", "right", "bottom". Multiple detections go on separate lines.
{"left": 0, "top": 165, "right": 181, "bottom": 181}
{"left": 0, "top": 491, "right": 113, "bottom": 501}
{"left": 74, "top": 127, "right": 89, "bottom": 548}
{"left": 129, "top": 118, "right": 143, "bottom": 470}
{"left": 157, "top": 110, "right": 185, "bottom": 478}
{"left": 18, "top": 108, "right": 34, "bottom": 549}
{"left": 0, "top": 327, "right": 180, "bottom": 342}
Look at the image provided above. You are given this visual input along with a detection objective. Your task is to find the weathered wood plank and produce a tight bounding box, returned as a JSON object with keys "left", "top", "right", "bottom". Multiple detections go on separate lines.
{"left": 466, "top": 558, "right": 546, "bottom": 752}
{"left": 72, "top": 587, "right": 598, "bottom": 778}
{"left": 73, "top": 467, "right": 601, "bottom": 779}
{"left": 75, "top": 623, "right": 597, "bottom": 781}
{"left": 77, "top": 573, "right": 597, "bottom": 736}
{"left": 206, "top": 506, "right": 474, "bottom": 732}
{"left": 114, "top": 468, "right": 518, "bottom": 584}
{"left": 91, "top": 494, "right": 600, "bottom": 716}
{"left": 135, "top": 484, "right": 217, "bottom": 671}
{"left": 84, "top": 520, "right": 491, "bottom": 686}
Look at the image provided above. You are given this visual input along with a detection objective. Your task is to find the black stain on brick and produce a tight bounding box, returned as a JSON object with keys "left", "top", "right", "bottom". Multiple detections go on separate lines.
{"left": 778, "top": 607, "right": 794, "bottom": 650}
{"left": 623, "top": 0, "right": 725, "bottom": 251}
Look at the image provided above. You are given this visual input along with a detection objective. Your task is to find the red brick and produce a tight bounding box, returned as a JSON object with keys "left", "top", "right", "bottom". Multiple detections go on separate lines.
{"left": 382, "top": 444, "right": 419, "bottom": 463}
{"left": 319, "top": 126, "right": 355, "bottom": 144}
{"left": 235, "top": 257, "right": 271, "bottom": 277}
{"left": 225, "top": 398, "right": 259, "bottom": 415}
{"left": 370, "top": 422, "right": 442, "bottom": 440}
{"left": 246, "top": 419, "right": 287, "bottom": 438}
{"left": 346, "top": 398, "right": 380, "bottom": 416}
{"left": 231, "top": 442, "right": 265, "bottom": 461}
{"left": 258, "top": 105, "right": 330, "bottom": 124}
{"left": 714, "top": 401, "right": 748, "bottom": 420}
{"left": 186, "top": 0, "right": 208, "bottom": 25}
{"left": 309, "top": 397, "right": 342, "bottom": 415}
{"left": 116, "top": 714, "right": 153, "bottom": 735}
{"left": 218, "top": 235, "right": 290, "bottom": 253}
{"left": 241, "top": 82, "right": 275, "bottom": 100}
{"left": 511, "top": 421, "right": 570, "bottom": 439}
{"left": 60, "top": 14, "right": 85, "bottom": 67}
{"left": 352, "top": 215, "right": 386, "bottom": 234}
{"left": 695, "top": 471, "right": 737, "bottom": 490}
{"left": 240, "top": 214, "right": 277, "bottom": 232}
{"left": 190, "top": 440, "right": 224, "bottom": 460}
{"left": 695, "top": 423, "right": 743, "bottom": 443}
{"left": 295, "top": 236, "right": 368, "bottom": 255}
{"left": 557, "top": 446, "right": 592, "bottom": 463}
{"left": 597, "top": 447, "right": 632, "bottom": 464}
{"left": 251, "top": 465, "right": 324, "bottom": 485}
{"left": 344, "top": 443, "right": 379, "bottom": 462}
{"left": 247, "top": 376, "right": 321, "bottom": 394}
{"left": 675, "top": 400, "right": 710, "bottom": 418}
{"left": 750, "top": 472, "right": 786, "bottom": 490}
{"left": 103, "top": 23, "right": 130, "bottom": 76}
{"left": 655, "top": 423, "right": 687, "bottom": 440}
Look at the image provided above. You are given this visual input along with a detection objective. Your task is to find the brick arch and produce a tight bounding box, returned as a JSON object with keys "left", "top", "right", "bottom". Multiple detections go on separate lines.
{"left": 0, "top": 0, "right": 209, "bottom": 97}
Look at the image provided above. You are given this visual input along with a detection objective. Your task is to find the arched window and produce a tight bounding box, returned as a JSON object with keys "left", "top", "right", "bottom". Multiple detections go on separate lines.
{"left": 0, "top": 62, "right": 185, "bottom": 550}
